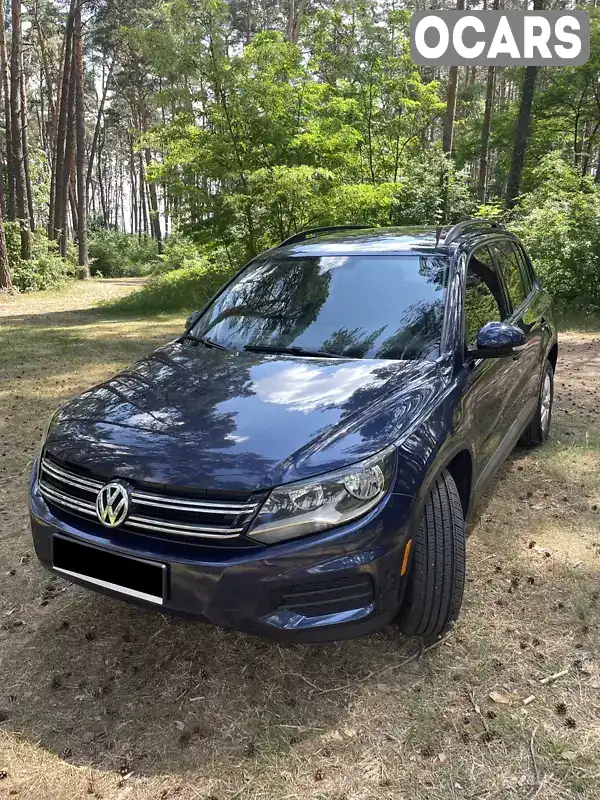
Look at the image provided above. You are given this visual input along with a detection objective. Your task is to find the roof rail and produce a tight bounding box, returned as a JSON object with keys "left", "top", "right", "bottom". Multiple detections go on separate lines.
{"left": 444, "top": 219, "right": 504, "bottom": 246}
{"left": 277, "top": 225, "right": 373, "bottom": 248}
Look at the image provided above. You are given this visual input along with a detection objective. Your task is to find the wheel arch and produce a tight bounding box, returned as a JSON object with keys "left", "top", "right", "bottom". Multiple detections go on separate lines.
{"left": 413, "top": 441, "right": 475, "bottom": 523}
{"left": 547, "top": 340, "right": 558, "bottom": 373}
{"left": 444, "top": 449, "right": 473, "bottom": 518}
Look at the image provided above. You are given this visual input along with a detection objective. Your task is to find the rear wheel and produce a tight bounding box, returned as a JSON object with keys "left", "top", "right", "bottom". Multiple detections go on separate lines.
{"left": 396, "top": 469, "right": 465, "bottom": 638}
{"left": 520, "top": 361, "right": 553, "bottom": 446}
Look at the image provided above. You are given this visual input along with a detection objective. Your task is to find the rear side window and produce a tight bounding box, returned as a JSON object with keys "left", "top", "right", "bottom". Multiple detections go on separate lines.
{"left": 493, "top": 240, "right": 529, "bottom": 311}
{"left": 464, "top": 246, "right": 504, "bottom": 345}
{"left": 514, "top": 243, "right": 536, "bottom": 289}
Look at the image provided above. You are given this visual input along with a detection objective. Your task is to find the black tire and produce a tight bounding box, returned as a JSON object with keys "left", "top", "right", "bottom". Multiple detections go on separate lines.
{"left": 396, "top": 469, "right": 466, "bottom": 638}
{"left": 519, "top": 361, "right": 554, "bottom": 447}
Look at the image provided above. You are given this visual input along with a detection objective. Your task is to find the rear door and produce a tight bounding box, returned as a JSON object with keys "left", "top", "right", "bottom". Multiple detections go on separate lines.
{"left": 489, "top": 238, "right": 541, "bottom": 433}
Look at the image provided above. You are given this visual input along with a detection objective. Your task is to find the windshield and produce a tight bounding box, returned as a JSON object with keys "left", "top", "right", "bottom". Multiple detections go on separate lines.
{"left": 190, "top": 254, "right": 449, "bottom": 360}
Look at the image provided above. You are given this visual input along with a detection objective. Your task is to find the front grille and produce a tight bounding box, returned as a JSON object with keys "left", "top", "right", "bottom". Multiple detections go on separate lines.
{"left": 280, "top": 575, "right": 374, "bottom": 617}
{"left": 39, "top": 453, "right": 261, "bottom": 542}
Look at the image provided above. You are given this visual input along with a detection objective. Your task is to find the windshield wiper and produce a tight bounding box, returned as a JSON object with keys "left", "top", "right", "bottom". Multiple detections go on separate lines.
{"left": 244, "top": 344, "right": 344, "bottom": 359}
{"left": 180, "top": 333, "right": 230, "bottom": 351}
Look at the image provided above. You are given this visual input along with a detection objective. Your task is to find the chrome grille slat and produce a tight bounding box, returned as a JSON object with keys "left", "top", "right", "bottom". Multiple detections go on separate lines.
{"left": 126, "top": 518, "right": 240, "bottom": 539}
{"left": 130, "top": 492, "right": 256, "bottom": 515}
{"left": 42, "top": 459, "right": 103, "bottom": 492}
{"left": 39, "top": 481, "right": 97, "bottom": 517}
{"left": 40, "top": 454, "right": 257, "bottom": 541}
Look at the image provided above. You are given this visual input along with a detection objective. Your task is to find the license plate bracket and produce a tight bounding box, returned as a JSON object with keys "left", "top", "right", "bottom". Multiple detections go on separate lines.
{"left": 52, "top": 535, "right": 166, "bottom": 605}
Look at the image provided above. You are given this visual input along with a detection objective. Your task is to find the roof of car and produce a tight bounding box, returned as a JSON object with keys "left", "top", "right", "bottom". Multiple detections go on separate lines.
{"left": 274, "top": 222, "right": 511, "bottom": 258}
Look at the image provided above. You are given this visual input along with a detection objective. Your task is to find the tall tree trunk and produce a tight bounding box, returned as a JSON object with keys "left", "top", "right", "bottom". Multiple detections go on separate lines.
{"left": 0, "top": 160, "right": 5, "bottom": 218}
{"left": 10, "top": 0, "right": 30, "bottom": 259}
{"left": 33, "top": 0, "right": 56, "bottom": 233}
{"left": 478, "top": 68, "right": 495, "bottom": 202}
{"left": 69, "top": 172, "right": 77, "bottom": 232}
{"left": 505, "top": 66, "right": 538, "bottom": 208}
{"left": 505, "top": 0, "right": 543, "bottom": 208}
{"left": 139, "top": 105, "right": 162, "bottom": 249}
{"left": 138, "top": 151, "right": 148, "bottom": 236}
{"left": 442, "top": 65, "right": 458, "bottom": 155}
{"left": 478, "top": 0, "right": 499, "bottom": 203}
{"left": 20, "top": 54, "right": 35, "bottom": 231}
{"left": 0, "top": 206, "right": 11, "bottom": 291}
{"left": 144, "top": 147, "right": 162, "bottom": 248}
{"left": 97, "top": 143, "right": 108, "bottom": 227}
{"left": 583, "top": 124, "right": 599, "bottom": 177}
{"left": 442, "top": 0, "right": 464, "bottom": 157}
{"left": 86, "top": 53, "right": 115, "bottom": 199}
{"left": 285, "top": 0, "right": 309, "bottom": 44}
{"left": 129, "top": 135, "right": 138, "bottom": 235}
{"left": 0, "top": 0, "right": 14, "bottom": 220}
{"left": 58, "top": 53, "right": 76, "bottom": 256}
{"left": 52, "top": 0, "right": 76, "bottom": 241}
{"left": 580, "top": 121, "right": 599, "bottom": 176}
{"left": 74, "top": 1, "right": 88, "bottom": 278}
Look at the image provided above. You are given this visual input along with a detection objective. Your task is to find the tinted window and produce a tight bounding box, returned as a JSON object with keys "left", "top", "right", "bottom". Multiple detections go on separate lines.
{"left": 464, "top": 246, "right": 504, "bottom": 345}
{"left": 191, "top": 254, "right": 450, "bottom": 360}
{"left": 493, "top": 240, "right": 529, "bottom": 310}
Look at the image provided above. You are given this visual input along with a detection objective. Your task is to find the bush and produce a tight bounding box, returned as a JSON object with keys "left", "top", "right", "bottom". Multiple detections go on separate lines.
{"left": 152, "top": 234, "right": 204, "bottom": 274}
{"left": 510, "top": 154, "right": 600, "bottom": 310}
{"left": 392, "top": 153, "right": 477, "bottom": 225}
{"left": 107, "top": 259, "right": 235, "bottom": 315}
{"left": 6, "top": 222, "right": 76, "bottom": 292}
{"left": 88, "top": 230, "right": 159, "bottom": 277}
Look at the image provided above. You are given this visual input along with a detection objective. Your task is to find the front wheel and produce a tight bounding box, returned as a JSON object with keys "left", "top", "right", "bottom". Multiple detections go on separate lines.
{"left": 520, "top": 361, "right": 554, "bottom": 447}
{"left": 396, "top": 469, "right": 466, "bottom": 638}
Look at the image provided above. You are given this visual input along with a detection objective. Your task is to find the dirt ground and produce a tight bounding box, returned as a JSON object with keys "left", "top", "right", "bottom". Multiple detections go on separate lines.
{"left": 1, "top": 280, "right": 599, "bottom": 800}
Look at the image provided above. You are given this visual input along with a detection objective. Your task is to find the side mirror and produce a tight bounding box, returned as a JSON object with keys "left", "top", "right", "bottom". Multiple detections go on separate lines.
{"left": 185, "top": 310, "right": 202, "bottom": 331}
{"left": 468, "top": 321, "right": 526, "bottom": 359}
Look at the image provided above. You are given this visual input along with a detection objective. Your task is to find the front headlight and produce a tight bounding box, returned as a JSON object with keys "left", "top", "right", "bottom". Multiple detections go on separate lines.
{"left": 248, "top": 445, "right": 397, "bottom": 544}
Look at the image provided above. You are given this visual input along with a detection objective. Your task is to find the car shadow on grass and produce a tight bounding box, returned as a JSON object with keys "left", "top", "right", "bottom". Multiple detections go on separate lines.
{"left": 0, "top": 587, "right": 424, "bottom": 776}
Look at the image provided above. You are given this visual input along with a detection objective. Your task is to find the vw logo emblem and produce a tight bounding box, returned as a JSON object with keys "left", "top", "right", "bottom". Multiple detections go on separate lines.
{"left": 95, "top": 482, "right": 130, "bottom": 528}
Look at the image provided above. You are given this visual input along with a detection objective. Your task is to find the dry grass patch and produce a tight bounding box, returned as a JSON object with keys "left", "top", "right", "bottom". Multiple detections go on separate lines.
{"left": 1, "top": 289, "right": 600, "bottom": 799}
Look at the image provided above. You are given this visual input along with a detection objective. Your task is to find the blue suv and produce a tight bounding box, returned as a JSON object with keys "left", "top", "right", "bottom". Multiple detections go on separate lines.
{"left": 29, "top": 221, "right": 557, "bottom": 641}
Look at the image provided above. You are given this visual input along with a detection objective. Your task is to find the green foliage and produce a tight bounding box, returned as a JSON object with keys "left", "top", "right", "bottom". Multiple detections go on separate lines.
{"left": 153, "top": 234, "right": 204, "bottom": 274}
{"left": 510, "top": 154, "right": 600, "bottom": 309}
{"left": 108, "top": 260, "right": 235, "bottom": 315}
{"left": 88, "top": 231, "right": 159, "bottom": 277}
{"left": 145, "top": 11, "right": 446, "bottom": 256}
{"left": 6, "top": 222, "right": 76, "bottom": 292}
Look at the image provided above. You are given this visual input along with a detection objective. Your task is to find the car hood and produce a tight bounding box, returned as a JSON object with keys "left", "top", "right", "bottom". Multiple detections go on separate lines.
{"left": 45, "top": 342, "right": 444, "bottom": 492}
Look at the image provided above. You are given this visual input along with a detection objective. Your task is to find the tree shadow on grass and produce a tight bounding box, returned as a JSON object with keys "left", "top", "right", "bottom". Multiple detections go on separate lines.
{"left": 0, "top": 305, "right": 181, "bottom": 332}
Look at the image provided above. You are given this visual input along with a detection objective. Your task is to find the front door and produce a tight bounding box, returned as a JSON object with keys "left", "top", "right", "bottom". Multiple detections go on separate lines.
{"left": 460, "top": 244, "right": 513, "bottom": 482}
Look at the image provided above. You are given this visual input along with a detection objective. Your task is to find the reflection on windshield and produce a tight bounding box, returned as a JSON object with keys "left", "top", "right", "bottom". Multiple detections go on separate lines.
{"left": 191, "top": 254, "right": 449, "bottom": 360}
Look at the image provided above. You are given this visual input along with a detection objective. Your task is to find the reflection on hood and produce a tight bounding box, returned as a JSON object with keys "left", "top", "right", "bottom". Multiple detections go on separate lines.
{"left": 46, "top": 343, "right": 445, "bottom": 492}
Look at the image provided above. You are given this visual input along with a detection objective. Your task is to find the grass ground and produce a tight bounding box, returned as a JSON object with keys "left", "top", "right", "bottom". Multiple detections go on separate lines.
{"left": 1, "top": 279, "right": 599, "bottom": 800}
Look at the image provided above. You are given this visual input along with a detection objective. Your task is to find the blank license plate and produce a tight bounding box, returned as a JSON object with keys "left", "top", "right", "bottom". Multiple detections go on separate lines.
{"left": 52, "top": 535, "right": 166, "bottom": 605}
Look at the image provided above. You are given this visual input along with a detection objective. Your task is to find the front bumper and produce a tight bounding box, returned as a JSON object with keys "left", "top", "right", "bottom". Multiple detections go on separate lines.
{"left": 29, "top": 467, "right": 414, "bottom": 642}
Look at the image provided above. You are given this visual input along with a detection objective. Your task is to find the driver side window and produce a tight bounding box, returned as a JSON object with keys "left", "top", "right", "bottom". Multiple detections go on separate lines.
{"left": 464, "top": 246, "right": 505, "bottom": 346}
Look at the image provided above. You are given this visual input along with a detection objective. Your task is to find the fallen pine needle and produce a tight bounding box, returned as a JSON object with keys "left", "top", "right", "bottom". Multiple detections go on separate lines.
{"left": 539, "top": 667, "right": 569, "bottom": 685}
{"left": 468, "top": 689, "right": 490, "bottom": 733}
{"left": 292, "top": 635, "right": 451, "bottom": 696}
